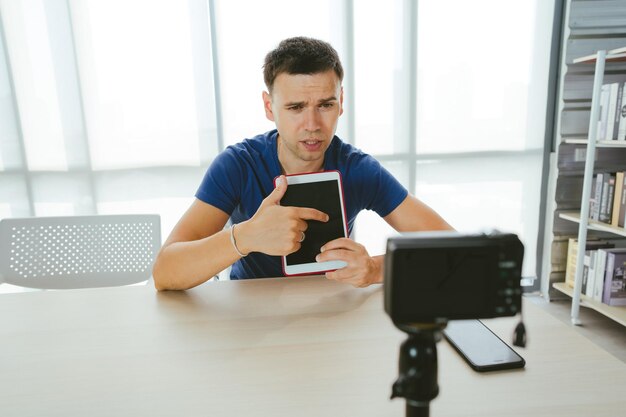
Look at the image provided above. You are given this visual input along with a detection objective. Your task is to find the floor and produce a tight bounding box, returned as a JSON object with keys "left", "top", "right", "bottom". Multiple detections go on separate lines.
{"left": 527, "top": 294, "right": 626, "bottom": 363}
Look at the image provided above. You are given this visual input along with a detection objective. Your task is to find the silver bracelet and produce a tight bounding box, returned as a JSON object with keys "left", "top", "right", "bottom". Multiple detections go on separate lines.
{"left": 229, "top": 223, "right": 248, "bottom": 257}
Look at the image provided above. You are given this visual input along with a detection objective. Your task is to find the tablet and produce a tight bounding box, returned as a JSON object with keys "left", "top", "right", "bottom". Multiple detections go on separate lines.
{"left": 277, "top": 171, "right": 349, "bottom": 276}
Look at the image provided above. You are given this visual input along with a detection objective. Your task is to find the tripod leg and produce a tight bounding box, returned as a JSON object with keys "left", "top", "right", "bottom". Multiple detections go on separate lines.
{"left": 391, "top": 330, "right": 440, "bottom": 417}
{"left": 406, "top": 402, "right": 429, "bottom": 417}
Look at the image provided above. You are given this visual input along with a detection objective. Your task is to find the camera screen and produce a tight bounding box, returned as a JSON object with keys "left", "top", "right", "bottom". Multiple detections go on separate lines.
{"left": 392, "top": 247, "right": 494, "bottom": 320}
{"left": 281, "top": 180, "right": 345, "bottom": 265}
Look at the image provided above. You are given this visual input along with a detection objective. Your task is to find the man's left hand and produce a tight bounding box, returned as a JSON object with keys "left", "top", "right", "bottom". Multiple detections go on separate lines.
{"left": 316, "top": 238, "right": 382, "bottom": 287}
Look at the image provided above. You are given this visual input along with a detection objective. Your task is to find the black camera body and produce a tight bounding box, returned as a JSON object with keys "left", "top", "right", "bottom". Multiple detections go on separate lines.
{"left": 384, "top": 231, "right": 524, "bottom": 325}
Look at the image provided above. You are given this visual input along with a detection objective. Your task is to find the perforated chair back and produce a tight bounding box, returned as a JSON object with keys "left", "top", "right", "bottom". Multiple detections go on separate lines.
{"left": 0, "top": 214, "right": 161, "bottom": 289}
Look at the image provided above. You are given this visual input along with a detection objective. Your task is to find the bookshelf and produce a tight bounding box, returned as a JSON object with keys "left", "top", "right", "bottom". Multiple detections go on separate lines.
{"left": 572, "top": 46, "right": 626, "bottom": 64}
{"left": 563, "top": 138, "right": 626, "bottom": 148}
{"left": 556, "top": 47, "right": 626, "bottom": 326}
{"left": 558, "top": 212, "right": 626, "bottom": 237}
{"left": 553, "top": 283, "right": 626, "bottom": 327}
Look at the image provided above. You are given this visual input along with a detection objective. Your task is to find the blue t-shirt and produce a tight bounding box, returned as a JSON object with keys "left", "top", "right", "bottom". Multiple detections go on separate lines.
{"left": 195, "top": 130, "right": 408, "bottom": 279}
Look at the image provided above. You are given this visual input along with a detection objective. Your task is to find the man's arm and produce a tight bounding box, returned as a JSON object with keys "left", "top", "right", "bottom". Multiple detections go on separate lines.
{"left": 152, "top": 176, "right": 328, "bottom": 290}
{"left": 317, "top": 194, "right": 453, "bottom": 287}
{"left": 383, "top": 194, "right": 453, "bottom": 232}
{"left": 152, "top": 200, "right": 236, "bottom": 290}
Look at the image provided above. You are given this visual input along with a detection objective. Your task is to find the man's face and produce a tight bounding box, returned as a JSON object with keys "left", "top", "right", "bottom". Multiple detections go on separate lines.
{"left": 263, "top": 70, "right": 343, "bottom": 173}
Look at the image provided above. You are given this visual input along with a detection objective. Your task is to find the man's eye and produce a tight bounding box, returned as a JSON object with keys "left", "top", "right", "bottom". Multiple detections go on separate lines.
{"left": 320, "top": 103, "right": 335, "bottom": 109}
{"left": 288, "top": 105, "right": 303, "bottom": 111}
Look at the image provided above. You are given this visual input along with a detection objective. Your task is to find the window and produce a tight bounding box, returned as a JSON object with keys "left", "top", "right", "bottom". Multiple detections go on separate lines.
{"left": 214, "top": 0, "right": 345, "bottom": 145}
{"left": 0, "top": 0, "right": 554, "bottom": 293}
{"left": 353, "top": 0, "right": 554, "bottom": 276}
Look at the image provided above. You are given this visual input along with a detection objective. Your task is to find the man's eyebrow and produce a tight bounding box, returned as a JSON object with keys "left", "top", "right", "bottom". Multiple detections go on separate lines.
{"left": 318, "top": 96, "right": 338, "bottom": 104}
{"left": 284, "top": 100, "right": 306, "bottom": 108}
{"left": 283, "top": 96, "right": 338, "bottom": 108}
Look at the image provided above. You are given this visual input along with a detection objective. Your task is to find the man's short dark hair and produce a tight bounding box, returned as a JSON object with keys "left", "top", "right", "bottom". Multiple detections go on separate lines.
{"left": 263, "top": 37, "right": 344, "bottom": 92}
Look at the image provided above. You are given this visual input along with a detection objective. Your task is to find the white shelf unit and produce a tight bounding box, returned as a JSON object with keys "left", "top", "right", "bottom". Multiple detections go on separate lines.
{"left": 563, "top": 138, "right": 626, "bottom": 147}
{"left": 558, "top": 212, "right": 626, "bottom": 237}
{"left": 553, "top": 283, "right": 626, "bottom": 326}
{"left": 556, "top": 47, "right": 626, "bottom": 326}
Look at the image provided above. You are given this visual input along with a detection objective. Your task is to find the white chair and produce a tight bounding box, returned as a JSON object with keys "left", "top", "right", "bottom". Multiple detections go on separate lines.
{"left": 0, "top": 214, "right": 161, "bottom": 289}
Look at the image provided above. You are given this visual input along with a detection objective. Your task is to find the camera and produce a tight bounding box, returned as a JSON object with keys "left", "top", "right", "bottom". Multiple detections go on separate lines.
{"left": 383, "top": 231, "right": 524, "bottom": 417}
{"left": 384, "top": 230, "right": 524, "bottom": 325}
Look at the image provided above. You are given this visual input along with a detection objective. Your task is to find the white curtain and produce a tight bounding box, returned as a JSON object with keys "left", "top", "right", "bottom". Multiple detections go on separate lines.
{"left": 0, "top": 0, "right": 555, "bottom": 290}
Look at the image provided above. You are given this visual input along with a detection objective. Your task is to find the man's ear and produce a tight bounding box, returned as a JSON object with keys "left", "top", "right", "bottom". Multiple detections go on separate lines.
{"left": 262, "top": 91, "right": 275, "bottom": 122}
{"left": 339, "top": 86, "right": 344, "bottom": 116}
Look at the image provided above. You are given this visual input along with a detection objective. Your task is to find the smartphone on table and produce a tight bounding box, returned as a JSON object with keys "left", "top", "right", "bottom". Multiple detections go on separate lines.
{"left": 443, "top": 319, "right": 525, "bottom": 372}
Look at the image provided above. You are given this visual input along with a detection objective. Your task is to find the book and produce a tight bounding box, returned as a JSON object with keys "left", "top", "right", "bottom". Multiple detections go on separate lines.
{"left": 564, "top": 239, "right": 614, "bottom": 288}
{"left": 617, "top": 178, "right": 626, "bottom": 227}
{"left": 565, "top": 238, "right": 577, "bottom": 287}
{"left": 608, "top": 174, "right": 616, "bottom": 221}
{"left": 619, "top": 83, "right": 626, "bottom": 140}
{"left": 597, "top": 84, "right": 610, "bottom": 141}
{"left": 585, "top": 250, "right": 598, "bottom": 297}
{"left": 612, "top": 83, "right": 625, "bottom": 139}
{"left": 611, "top": 171, "right": 625, "bottom": 227}
{"left": 605, "top": 83, "right": 620, "bottom": 140}
{"left": 581, "top": 250, "right": 591, "bottom": 295}
{"left": 589, "top": 177, "right": 597, "bottom": 220}
{"left": 593, "top": 248, "right": 609, "bottom": 301}
{"left": 618, "top": 172, "right": 626, "bottom": 228}
{"left": 592, "top": 245, "right": 618, "bottom": 301}
{"left": 590, "top": 174, "right": 597, "bottom": 221}
{"left": 590, "top": 173, "right": 604, "bottom": 221}
{"left": 602, "top": 249, "right": 626, "bottom": 306}
{"left": 599, "top": 173, "right": 615, "bottom": 224}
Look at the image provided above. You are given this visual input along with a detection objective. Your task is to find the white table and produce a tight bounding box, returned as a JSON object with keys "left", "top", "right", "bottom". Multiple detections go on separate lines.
{"left": 1, "top": 276, "right": 625, "bottom": 417}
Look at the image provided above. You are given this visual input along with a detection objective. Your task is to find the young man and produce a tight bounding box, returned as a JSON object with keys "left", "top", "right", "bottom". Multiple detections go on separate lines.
{"left": 152, "top": 37, "right": 452, "bottom": 290}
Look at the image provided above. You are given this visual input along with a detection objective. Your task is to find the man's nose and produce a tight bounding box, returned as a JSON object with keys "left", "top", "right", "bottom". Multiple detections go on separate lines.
{"left": 303, "top": 107, "right": 321, "bottom": 131}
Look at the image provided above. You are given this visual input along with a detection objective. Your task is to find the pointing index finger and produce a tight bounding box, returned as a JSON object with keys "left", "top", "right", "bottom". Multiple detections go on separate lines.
{"left": 293, "top": 207, "right": 329, "bottom": 222}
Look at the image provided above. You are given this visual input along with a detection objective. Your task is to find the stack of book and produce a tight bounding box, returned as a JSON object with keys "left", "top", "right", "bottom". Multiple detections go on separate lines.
{"left": 596, "top": 82, "right": 626, "bottom": 141}
{"left": 589, "top": 171, "right": 626, "bottom": 227}
{"left": 565, "top": 238, "right": 626, "bottom": 306}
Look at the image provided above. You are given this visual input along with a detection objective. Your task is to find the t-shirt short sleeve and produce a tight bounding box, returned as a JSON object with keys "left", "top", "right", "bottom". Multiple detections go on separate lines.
{"left": 353, "top": 153, "right": 408, "bottom": 218}
{"left": 195, "top": 148, "right": 245, "bottom": 215}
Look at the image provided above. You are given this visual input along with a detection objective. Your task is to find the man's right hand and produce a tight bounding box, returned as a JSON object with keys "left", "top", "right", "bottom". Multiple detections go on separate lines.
{"left": 234, "top": 175, "right": 329, "bottom": 256}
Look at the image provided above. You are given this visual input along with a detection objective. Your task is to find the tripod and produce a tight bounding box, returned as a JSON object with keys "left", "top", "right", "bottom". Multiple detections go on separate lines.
{"left": 391, "top": 323, "right": 445, "bottom": 417}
